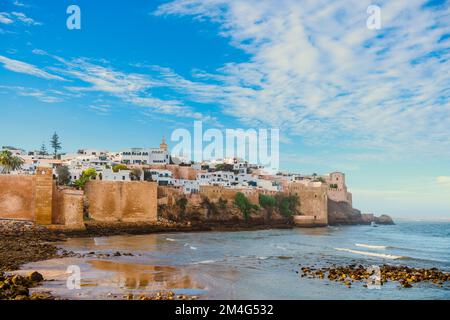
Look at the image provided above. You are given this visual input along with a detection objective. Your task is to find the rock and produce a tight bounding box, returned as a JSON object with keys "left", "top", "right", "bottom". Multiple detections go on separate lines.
{"left": 328, "top": 199, "right": 394, "bottom": 225}
{"left": 30, "top": 292, "right": 54, "bottom": 300}
{"left": 375, "top": 215, "right": 395, "bottom": 225}
{"left": 299, "top": 264, "right": 449, "bottom": 288}
{"left": 28, "top": 271, "right": 44, "bottom": 283}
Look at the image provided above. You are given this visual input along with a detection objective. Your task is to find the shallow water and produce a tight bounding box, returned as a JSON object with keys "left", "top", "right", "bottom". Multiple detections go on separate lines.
{"left": 18, "top": 221, "right": 450, "bottom": 299}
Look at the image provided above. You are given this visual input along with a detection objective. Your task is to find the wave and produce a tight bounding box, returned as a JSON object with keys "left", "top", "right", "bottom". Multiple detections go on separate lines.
{"left": 355, "top": 243, "right": 388, "bottom": 250}
{"left": 335, "top": 248, "right": 407, "bottom": 260}
{"left": 191, "top": 260, "right": 217, "bottom": 264}
{"left": 165, "top": 238, "right": 176, "bottom": 242}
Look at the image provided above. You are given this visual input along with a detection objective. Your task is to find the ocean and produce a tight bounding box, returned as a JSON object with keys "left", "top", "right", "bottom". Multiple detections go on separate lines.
{"left": 18, "top": 221, "right": 450, "bottom": 299}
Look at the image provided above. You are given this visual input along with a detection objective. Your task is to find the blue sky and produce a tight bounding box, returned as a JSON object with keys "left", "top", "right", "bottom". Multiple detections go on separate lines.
{"left": 0, "top": 0, "right": 449, "bottom": 219}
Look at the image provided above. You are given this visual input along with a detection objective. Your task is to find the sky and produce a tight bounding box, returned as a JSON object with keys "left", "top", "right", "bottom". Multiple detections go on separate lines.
{"left": 0, "top": 0, "right": 449, "bottom": 219}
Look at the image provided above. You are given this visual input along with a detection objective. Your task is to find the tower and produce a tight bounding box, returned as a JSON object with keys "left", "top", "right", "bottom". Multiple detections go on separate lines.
{"left": 160, "top": 137, "right": 168, "bottom": 151}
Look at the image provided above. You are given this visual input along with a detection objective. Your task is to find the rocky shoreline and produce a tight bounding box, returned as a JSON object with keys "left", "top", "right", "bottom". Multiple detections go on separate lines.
{"left": 58, "top": 219, "right": 294, "bottom": 238}
{"left": 299, "top": 264, "right": 450, "bottom": 288}
{"left": 0, "top": 218, "right": 292, "bottom": 300}
{"left": 3, "top": 219, "right": 449, "bottom": 300}
{"left": 0, "top": 220, "right": 66, "bottom": 299}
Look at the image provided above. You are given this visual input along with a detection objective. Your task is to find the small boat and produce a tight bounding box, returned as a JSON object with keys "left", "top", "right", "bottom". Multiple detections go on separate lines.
{"left": 371, "top": 221, "right": 378, "bottom": 227}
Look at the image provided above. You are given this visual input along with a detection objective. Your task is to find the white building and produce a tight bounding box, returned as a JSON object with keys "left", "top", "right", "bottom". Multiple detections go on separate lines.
{"left": 256, "top": 178, "right": 282, "bottom": 192}
{"left": 173, "top": 179, "right": 200, "bottom": 194}
{"left": 145, "top": 169, "right": 173, "bottom": 186}
{"left": 1, "top": 146, "right": 26, "bottom": 156}
{"left": 119, "top": 138, "right": 169, "bottom": 165}
{"left": 67, "top": 167, "right": 142, "bottom": 183}
{"left": 101, "top": 168, "right": 133, "bottom": 181}
{"left": 64, "top": 155, "right": 112, "bottom": 171}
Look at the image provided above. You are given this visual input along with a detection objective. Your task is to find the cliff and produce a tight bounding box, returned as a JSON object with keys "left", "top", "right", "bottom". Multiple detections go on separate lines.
{"left": 327, "top": 199, "right": 394, "bottom": 225}
{"left": 158, "top": 197, "right": 292, "bottom": 227}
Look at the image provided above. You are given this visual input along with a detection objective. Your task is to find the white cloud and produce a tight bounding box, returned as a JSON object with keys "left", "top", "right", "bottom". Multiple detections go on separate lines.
{"left": 13, "top": 1, "right": 26, "bottom": 7}
{"left": 0, "top": 55, "right": 66, "bottom": 80}
{"left": 0, "top": 85, "right": 66, "bottom": 103}
{"left": 11, "top": 11, "right": 41, "bottom": 25}
{"left": 155, "top": 0, "right": 450, "bottom": 159}
{"left": 0, "top": 11, "right": 41, "bottom": 26}
{"left": 0, "top": 12, "right": 14, "bottom": 24}
{"left": 24, "top": 52, "right": 217, "bottom": 122}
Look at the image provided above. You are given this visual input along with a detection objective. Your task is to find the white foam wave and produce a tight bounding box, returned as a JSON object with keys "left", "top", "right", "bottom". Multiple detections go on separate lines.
{"left": 355, "top": 243, "right": 387, "bottom": 250}
{"left": 192, "top": 260, "right": 216, "bottom": 264}
{"left": 335, "top": 248, "right": 404, "bottom": 260}
{"left": 165, "top": 238, "right": 176, "bottom": 242}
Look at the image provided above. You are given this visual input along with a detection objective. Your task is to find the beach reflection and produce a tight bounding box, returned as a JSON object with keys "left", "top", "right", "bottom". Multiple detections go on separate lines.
{"left": 88, "top": 260, "right": 201, "bottom": 291}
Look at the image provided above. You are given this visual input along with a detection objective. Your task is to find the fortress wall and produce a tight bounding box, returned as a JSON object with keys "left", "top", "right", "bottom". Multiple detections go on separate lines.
{"left": 0, "top": 174, "right": 36, "bottom": 221}
{"left": 34, "top": 167, "right": 53, "bottom": 225}
{"left": 0, "top": 168, "right": 84, "bottom": 229}
{"left": 325, "top": 172, "right": 352, "bottom": 206}
{"left": 199, "top": 185, "right": 259, "bottom": 205}
{"left": 52, "top": 188, "right": 84, "bottom": 228}
{"left": 85, "top": 181, "right": 157, "bottom": 222}
{"left": 287, "top": 183, "right": 328, "bottom": 226}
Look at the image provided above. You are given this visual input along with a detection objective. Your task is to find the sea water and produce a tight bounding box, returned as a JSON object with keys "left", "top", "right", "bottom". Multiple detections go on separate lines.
{"left": 18, "top": 221, "right": 450, "bottom": 299}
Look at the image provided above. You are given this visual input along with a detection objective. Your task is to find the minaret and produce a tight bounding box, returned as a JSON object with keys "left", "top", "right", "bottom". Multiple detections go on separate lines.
{"left": 160, "top": 137, "right": 168, "bottom": 151}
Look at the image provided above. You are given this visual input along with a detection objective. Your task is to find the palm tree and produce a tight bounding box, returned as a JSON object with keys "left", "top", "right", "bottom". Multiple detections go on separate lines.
{"left": 0, "top": 150, "right": 25, "bottom": 174}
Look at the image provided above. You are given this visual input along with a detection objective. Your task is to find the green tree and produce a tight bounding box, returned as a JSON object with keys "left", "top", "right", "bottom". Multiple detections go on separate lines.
{"left": 234, "top": 192, "right": 258, "bottom": 221}
{"left": 50, "top": 132, "right": 62, "bottom": 159}
{"left": 74, "top": 168, "right": 97, "bottom": 189}
{"left": 0, "top": 150, "right": 24, "bottom": 174}
{"left": 143, "top": 170, "right": 154, "bottom": 181}
{"left": 202, "top": 197, "right": 219, "bottom": 216}
{"left": 130, "top": 168, "right": 142, "bottom": 181}
{"left": 176, "top": 197, "right": 188, "bottom": 219}
{"left": 39, "top": 143, "right": 48, "bottom": 156}
{"left": 217, "top": 197, "right": 227, "bottom": 211}
{"left": 259, "top": 194, "right": 277, "bottom": 219}
{"left": 112, "top": 164, "right": 128, "bottom": 173}
{"left": 275, "top": 194, "right": 299, "bottom": 217}
{"left": 56, "top": 165, "right": 71, "bottom": 185}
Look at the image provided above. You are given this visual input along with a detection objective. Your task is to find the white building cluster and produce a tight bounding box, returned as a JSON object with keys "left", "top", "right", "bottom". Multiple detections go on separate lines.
{"left": 1, "top": 141, "right": 351, "bottom": 205}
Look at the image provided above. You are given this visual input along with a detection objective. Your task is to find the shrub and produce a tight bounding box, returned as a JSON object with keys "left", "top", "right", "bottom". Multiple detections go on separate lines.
{"left": 234, "top": 192, "right": 258, "bottom": 221}
{"left": 130, "top": 168, "right": 142, "bottom": 181}
{"left": 218, "top": 197, "right": 227, "bottom": 210}
{"left": 275, "top": 194, "right": 299, "bottom": 217}
{"left": 202, "top": 197, "right": 219, "bottom": 215}
{"left": 176, "top": 197, "right": 188, "bottom": 218}
{"left": 74, "top": 168, "right": 97, "bottom": 190}
{"left": 112, "top": 164, "right": 128, "bottom": 173}
{"left": 259, "top": 194, "right": 277, "bottom": 218}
